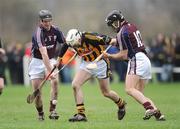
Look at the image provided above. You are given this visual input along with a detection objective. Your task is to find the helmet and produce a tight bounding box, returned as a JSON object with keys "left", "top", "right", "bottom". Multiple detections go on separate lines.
{"left": 39, "top": 10, "right": 52, "bottom": 21}
{"left": 105, "top": 10, "right": 124, "bottom": 26}
{"left": 66, "top": 29, "right": 82, "bottom": 47}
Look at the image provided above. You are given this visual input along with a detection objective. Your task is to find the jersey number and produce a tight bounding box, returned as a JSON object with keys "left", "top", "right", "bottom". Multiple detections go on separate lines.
{"left": 133, "top": 30, "right": 143, "bottom": 47}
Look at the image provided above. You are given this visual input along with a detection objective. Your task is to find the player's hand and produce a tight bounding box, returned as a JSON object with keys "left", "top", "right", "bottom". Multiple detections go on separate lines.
{"left": 102, "top": 51, "right": 111, "bottom": 58}
{"left": 49, "top": 73, "right": 56, "bottom": 80}
{"left": 46, "top": 69, "right": 56, "bottom": 80}
{"left": 109, "top": 38, "right": 117, "bottom": 45}
{"left": 0, "top": 48, "right": 5, "bottom": 55}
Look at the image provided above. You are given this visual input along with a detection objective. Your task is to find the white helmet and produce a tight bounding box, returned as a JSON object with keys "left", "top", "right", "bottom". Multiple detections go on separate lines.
{"left": 66, "top": 29, "right": 82, "bottom": 47}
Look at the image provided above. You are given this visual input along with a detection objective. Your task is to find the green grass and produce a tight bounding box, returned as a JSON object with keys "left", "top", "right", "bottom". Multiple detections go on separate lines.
{"left": 0, "top": 82, "right": 180, "bottom": 129}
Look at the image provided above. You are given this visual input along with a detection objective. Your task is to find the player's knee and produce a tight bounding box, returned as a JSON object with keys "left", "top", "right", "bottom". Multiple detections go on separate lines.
{"left": 0, "top": 85, "right": 4, "bottom": 90}
{"left": 125, "top": 87, "right": 134, "bottom": 96}
{"left": 102, "top": 91, "right": 110, "bottom": 98}
{"left": 0, "top": 82, "right": 4, "bottom": 89}
{"left": 72, "top": 80, "right": 79, "bottom": 90}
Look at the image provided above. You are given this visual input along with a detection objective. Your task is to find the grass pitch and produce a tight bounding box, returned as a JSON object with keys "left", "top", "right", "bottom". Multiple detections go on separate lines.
{"left": 0, "top": 82, "right": 180, "bottom": 129}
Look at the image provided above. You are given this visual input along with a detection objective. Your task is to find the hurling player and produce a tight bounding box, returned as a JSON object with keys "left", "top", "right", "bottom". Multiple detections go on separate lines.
{"left": 60, "top": 29, "right": 126, "bottom": 122}
{"left": 103, "top": 10, "right": 165, "bottom": 121}
{"left": 29, "top": 10, "right": 65, "bottom": 121}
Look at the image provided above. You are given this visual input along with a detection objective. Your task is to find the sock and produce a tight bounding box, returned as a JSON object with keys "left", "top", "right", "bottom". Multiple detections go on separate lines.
{"left": 76, "top": 103, "right": 85, "bottom": 115}
{"left": 36, "top": 106, "right": 43, "bottom": 115}
{"left": 115, "top": 98, "right": 125, "bottom": 108}
{"left": 143, "top": 102, "right": 154, "bottom": 110}
{"left": 49, "top": 100, "right": 56, "bottom": 112}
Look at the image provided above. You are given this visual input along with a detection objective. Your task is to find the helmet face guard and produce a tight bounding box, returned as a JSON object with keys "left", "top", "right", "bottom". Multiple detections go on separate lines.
{"left": 106, "top": 19, "right": 114, "bottom": 26}
{"left": 105, "top": 10, "right": 124, "bottom": 31}
{"left": 66, "top": 29, "right": 82, "bottom": 47}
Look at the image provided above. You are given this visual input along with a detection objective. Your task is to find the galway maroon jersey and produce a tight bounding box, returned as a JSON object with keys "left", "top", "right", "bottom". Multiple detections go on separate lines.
{"left": 116, "top": 21, "right": 146, "bottom": 59}
{"left": 32, "top": 25, "right": 65, "bottom": 59}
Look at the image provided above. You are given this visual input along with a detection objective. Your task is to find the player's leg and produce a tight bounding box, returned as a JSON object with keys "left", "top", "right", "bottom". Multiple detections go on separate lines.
{"left": 0, "top": 77, "right": 4, "bottom": 95}
{"left": 133, "top": 78, "right": 156, "bottom": 119}
{"left": 28, "top": 58, "right": 45, "bottom": 121}
{"left": 69, "top": 69, "right": 91, "bottom": 122}
{"left": 31, "top": 79, "right": 44, "bottom": 121}
{"left": 126, "top": 75, "right": 165, "bottom": 121}
{"left": 48, "top": 59, "right": 60, "bottom": 119}
{"left": 0, "top": 52, "right": 5, "bottom": 95}
{"left": 125, "top": 74, "right": 157, "bottom": 113}
{"left": 138, "top": 79, "right": 165, "bottom": 121}
{"left": 134, "top": 52, "right": 165, "bottom": 121}
{"left": 49, "top": 73, "right": 59, "bottom": 120}
{"left": 125, "top": 74, "right": 149, "bottom": 104}
{"left": 126, "top": 53, "right": 156, "bottom": 115}
{"left": 98, "top": 78, "right": 126, "bottom": 120}
{"left": 137, "top": 79, "right": 157, "bottom": 109}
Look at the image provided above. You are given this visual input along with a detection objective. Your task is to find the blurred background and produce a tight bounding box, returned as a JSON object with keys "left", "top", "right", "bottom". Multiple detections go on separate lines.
{"left": 0, "top": 0, "right": 180, "bottom": 85}
{"left": 0, "top": 0, "right": 180, "bottom": 42}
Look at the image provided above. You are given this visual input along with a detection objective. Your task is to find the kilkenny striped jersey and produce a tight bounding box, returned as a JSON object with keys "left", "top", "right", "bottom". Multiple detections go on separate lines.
{"left": 74, "top": 32, "right": 111, "bottom": 62}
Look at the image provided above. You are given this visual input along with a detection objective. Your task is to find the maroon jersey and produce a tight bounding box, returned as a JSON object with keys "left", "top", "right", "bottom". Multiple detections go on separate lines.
{"left": 32, "top": 25, "right": 65, "bottom": 59}
{"left": 116, "top": 21, "right": 146, "bottom": 59}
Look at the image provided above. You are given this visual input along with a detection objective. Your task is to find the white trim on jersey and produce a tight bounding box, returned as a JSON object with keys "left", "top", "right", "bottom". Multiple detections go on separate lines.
{"left": 117, "top": 27, "right": 123, "bottom": 51}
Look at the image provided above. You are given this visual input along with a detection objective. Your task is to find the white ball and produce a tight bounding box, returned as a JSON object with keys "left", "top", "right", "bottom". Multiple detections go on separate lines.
{"left": 52, "top": 100, "right": 58, "bottom": 105}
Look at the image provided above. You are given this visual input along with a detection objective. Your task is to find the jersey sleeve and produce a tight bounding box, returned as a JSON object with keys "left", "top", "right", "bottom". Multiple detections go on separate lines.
{"left": 35, "top": 27, "right": 45, "bottom": 48}
{"left": 84, "top": 32, "right": 111, "bottom": 46}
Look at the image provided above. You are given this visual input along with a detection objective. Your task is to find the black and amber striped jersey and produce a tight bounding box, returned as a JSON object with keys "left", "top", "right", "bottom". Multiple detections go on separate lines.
{"left": 74, "top": 32, "right": 111, "bottom": 62}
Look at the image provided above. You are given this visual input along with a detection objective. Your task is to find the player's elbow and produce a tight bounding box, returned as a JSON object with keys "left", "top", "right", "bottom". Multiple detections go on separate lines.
{"left": 39, "top": 46, "right": 48, "bottom": 56}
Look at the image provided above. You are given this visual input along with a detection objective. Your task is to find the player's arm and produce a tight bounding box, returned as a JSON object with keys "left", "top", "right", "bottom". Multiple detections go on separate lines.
{"left": 39, "top": 46, "right": 53, "bottom": 73}
{"left": 35, "top": 27, "right": 54, "bottom": 73}
{"left": 99, "top": 34, "right": 112, "bottom": 45}
{"left": 103, "top": 49, "right": 128, "bottom": 60}
{"left": 85, "top": 32, "right": 112, "bottom": 46}
{"left": 103, "top": 36, "right": 128, "bottom": 60}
